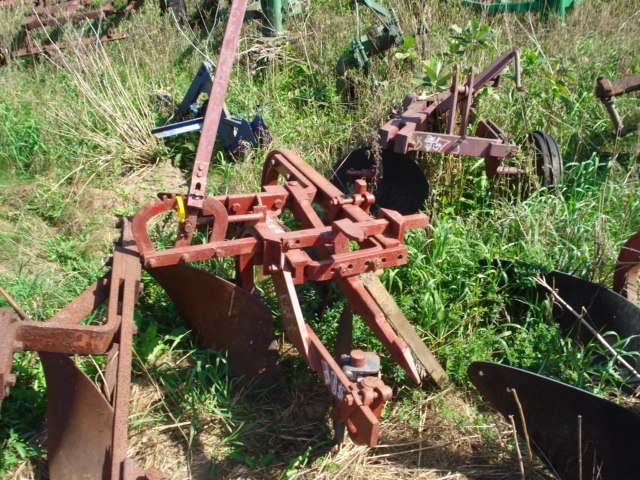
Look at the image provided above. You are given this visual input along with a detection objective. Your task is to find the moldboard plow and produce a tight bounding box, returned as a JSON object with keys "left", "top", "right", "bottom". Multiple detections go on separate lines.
{"left": 0, "top": 149, "right": 446, "bottom": 478}
{"left": 133, "top": 148, "right": 446, "bottom": 447}
{"left": 0, "top": 0, "right": 447, "bottom": 476}
{"left": 0, "top": 221, "right": 161, "bottom": 480}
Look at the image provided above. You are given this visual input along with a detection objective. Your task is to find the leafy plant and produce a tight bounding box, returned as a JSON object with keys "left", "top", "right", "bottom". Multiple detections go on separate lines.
{"left": 447, "top": 17, "right": 495, "bottom": 56}
{"left": 394, "top": 35, "right": 418, "bottom": 64}
{"left": 412, "top": 55, "right": 454, "bottom": 91}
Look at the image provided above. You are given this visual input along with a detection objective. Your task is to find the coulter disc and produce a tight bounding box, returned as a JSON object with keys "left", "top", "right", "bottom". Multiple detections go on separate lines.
{"left": 329, "top": 147, "right": 429, "bottom": 215}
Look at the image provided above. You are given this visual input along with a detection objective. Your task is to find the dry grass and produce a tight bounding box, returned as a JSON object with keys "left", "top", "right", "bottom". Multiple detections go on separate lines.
{"left": 44, "top": 37, "right": 162, "bottom": 166}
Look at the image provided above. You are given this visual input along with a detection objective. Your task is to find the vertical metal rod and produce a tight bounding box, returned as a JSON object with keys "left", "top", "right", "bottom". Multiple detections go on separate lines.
{"left": 187, "top": 0, "right": 249, "bottom": 208}
{"left": 459, "top": 67, "right": 474, "bottom": 138}
{"left": 446, "top": 65, "right": 460, "bottom": 135}
{"left": 578, "top": 414, "right": 583, "bottom": 480}
{"left": 0, "top": 285, "right": 31, "bottom": 320}
{"left": 514, "top": 47, "right": 524, "bottom": 91}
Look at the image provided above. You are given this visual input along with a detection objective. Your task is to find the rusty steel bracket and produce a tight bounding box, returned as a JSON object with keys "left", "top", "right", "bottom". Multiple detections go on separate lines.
{"left": 595, "top": 74, "right": 640, "bottom": 137}
{"left": 0, "top": 219, "right": 160, "bottom": 480}
{"left": 132, "top": 149, "right": 445, "bottom": 446}
{"left": 614, "top": 231, "right": 640, "bottom": 305}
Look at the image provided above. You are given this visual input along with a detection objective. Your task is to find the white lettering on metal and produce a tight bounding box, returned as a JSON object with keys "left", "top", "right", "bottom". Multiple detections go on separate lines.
{"left": 320, "top": 360, "right": 345, "bottom": 400}
{"left": 322, "top": 360, "right": 331, "bottom": 384}
{"left": 415, "top": 134, "right": 450, "bottom": 153}
{"left": 336, "top": 384, "right": 345, "bottom": 401}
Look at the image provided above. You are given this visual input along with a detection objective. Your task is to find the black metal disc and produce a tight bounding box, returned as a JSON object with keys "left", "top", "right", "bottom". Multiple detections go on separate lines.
{"left": 493, "top": 259, "right": 640, "bottom": 386}
{"left": 528, "top": 130, "right": 564, "bottom": 187}
{"left": 329, "top": 147, "right": 429, "bottom": 215}
{"left": 539, "top": 270, "right": 640, "bottom": 348}
{"left": 469, "top": 361, "right": 640, "bottom": 480}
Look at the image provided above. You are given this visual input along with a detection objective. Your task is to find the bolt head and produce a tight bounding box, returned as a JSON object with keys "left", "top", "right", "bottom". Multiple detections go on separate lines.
{"left": 350, "top": 350, "right": 366, "bottom": 368}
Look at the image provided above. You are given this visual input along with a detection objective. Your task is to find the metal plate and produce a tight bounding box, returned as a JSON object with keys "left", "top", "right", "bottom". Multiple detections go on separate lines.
{"left": 148, "top": 265, "right": 281, "bottom": 383}
{"left": 42, "top": 352, "right": 114, "bottom": 480}
{"left": 469, "top": 361, "right": 640, "bottom": 480}
{"left": 540, "top": 270, "right": 640, "bottom": 380}
{"left": 329, "top": 147, "right": 429, "bottom": 215}
{"left": 494, "top": 260, "right": 640, "bottom": 385}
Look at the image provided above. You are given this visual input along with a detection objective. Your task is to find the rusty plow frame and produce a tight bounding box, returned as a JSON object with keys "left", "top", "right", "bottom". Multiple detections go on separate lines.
{"left": 0, "top": 0, "right": 447, "bottom": 475}
{"left": 0, "top": 220, "right": 161, "bottom": 480}
{"left": 132, "top": 148, "right": 448, "bottom": 447}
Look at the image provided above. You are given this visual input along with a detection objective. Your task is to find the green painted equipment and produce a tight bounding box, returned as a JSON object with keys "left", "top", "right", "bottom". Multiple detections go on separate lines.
{"left": 255, "top": 0, "right": 308, "bottom": 37}
{"left": 215, "top": 0, "right": 308, "bottom": 37}
{"left": 461, "top": 0, "right": 582, "bottom": 19}
{"left": 336, "top": 0, "right": 427, "bottom": 98}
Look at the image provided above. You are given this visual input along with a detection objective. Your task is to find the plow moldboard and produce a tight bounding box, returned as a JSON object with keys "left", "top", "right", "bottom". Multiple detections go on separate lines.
{"left": 468, "top": 361, "right": 640, "bottom": 480}
{"left": 42, "top": 352, "right": 114, "bottom": 480}
{"left": 148, "top": 265, "right": 281, "bottom": 383}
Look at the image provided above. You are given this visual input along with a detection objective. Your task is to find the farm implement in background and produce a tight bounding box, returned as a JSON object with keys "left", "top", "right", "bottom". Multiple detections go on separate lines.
{"left": 151, "top": 61, "right": 272, "bottom": 158}
{"left": 332, "top": 48, "right": 564, "bottom": 214}
{"left": 595, "top": 73, "right": 640, "bottom": 138}
{"left": 0, "top": 0, "right": 135, "bottom": 63}
{"left": 200, "top": 0, "right": 308, "bottom": 37}
{"left": 336, "top": 0, "right": 427, "bottom": 98}
{"left": 461, "top": 0, "right": 582, "bottom": 20}
{"left": 0, "top": 0, "right": 447, "bottom": 476}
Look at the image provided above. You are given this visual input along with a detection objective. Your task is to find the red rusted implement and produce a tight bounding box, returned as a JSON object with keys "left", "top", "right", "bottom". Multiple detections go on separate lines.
{"left": 595, "top": 74, "right": 640, "bottom": 137}
{"left": 614, "top": 231, "right": 640, "bottom": 305}
{"left": 22, "top": 0, "right": 135, "bottom": 30}
{"left": 3, "top": 0, "right": 134, "bottom": 63}
{"left": 12, "top": 28, "right": 127, "bottom": 60}
{"left": 132, "top": 149, "right": 445, "bottom": 446}
{"left": 332, "top": 48, "right": 564, "bottom": 214}
{"left": 0, "top": 220, "right": 160, "bottom": 479}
